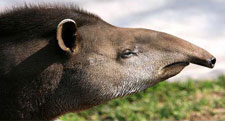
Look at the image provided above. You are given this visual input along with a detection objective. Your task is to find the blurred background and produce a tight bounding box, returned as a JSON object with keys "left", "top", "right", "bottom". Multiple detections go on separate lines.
{"left": 1, "top": 0, "right": 225, "bottom": 120}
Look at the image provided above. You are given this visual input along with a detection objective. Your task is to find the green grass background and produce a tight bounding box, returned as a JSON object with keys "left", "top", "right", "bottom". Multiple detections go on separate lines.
{"left": 60, "top": 76, "right": 225, "bottom": 120}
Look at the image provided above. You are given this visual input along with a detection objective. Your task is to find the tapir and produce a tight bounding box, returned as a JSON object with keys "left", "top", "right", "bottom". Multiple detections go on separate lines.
{"left": 0, "top": 5, "right": 216, "bottom": 120}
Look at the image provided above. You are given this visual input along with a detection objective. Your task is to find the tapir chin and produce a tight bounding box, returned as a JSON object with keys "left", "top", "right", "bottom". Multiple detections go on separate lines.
{"left": 0, "top": 5, "right": 216, "bottom": 120}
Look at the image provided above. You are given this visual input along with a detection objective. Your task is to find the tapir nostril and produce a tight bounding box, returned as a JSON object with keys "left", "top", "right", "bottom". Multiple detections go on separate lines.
{"left": 210, "top": 57, "right": 216, "bottom": 65}
{"left": 208, "top": 57, "right": 216, "bottom": 68}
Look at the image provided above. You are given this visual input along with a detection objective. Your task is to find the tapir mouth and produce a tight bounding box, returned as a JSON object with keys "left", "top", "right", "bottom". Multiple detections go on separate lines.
{"left": 159, "top": 56, "right": 216, "bottom": 80}
{"left": 159, "top": 61, "right": 190, "bottom": 79}
{"left": 163, "top": 61, "right": 189, "bottom": 69}
{"left": 163, "top": 56, "right": 216, "bottom": 70}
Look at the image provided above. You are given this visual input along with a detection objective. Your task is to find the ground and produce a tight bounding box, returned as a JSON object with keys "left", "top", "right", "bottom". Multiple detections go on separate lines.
{"left": 59, "top": 76, "right": 225, "bottom": 121}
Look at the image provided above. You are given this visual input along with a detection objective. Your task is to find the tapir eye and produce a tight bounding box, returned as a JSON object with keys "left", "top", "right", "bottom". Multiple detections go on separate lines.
{"left": 121, "top": 49, "right": 137, "bottom": 59}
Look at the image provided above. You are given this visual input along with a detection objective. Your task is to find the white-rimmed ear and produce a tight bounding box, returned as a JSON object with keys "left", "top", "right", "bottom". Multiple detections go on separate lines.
{"left": 57, "top": 19, "right": 78, "bottom": 53}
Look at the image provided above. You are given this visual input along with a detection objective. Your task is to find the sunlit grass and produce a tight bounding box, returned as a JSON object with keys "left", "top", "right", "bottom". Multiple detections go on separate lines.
{"left": 60, "top": 76, "right": 225, "bottom": 120}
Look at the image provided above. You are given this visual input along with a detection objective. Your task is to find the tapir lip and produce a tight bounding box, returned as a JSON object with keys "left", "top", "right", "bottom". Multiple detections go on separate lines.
{"left": 163, "top": 61, "right": 189, "bottom": 69}
{"left": 159, "top": 60, "right": 190, "bottom": 79}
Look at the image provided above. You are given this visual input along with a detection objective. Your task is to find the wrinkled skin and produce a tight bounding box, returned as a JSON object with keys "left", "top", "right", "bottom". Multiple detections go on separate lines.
{"left": 0, "top": 6, "right": 216, "bottom": 120}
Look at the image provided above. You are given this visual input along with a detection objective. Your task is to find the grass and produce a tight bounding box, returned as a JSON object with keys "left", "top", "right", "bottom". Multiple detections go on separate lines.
{"left": 60, "top": 76, "right": 225, "bottom": 120}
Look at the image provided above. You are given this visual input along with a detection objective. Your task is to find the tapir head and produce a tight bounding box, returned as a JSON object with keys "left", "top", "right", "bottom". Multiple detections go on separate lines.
{"left": 55, "top": 18, "right": 215, "bottom": 110}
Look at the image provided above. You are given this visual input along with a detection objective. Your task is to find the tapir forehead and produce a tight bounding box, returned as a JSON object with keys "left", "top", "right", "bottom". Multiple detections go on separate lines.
{"left": 78, "top": 22, "right": 113, "bottom": 42}
{"left": 77, "top": 22, "right": 118, "bottom": 56}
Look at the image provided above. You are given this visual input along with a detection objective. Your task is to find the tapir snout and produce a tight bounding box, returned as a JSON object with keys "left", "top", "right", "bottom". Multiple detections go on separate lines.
{"left": 121, "top": 28, "right": 216, "bottom": 81}
{"left": 156, "top": 32, "right": 216, "bottom": 69}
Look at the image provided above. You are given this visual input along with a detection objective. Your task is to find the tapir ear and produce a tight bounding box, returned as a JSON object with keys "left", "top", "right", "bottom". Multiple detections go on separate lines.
{"left": 57, "top": 19, "right": 78, "bottom": 53}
